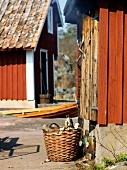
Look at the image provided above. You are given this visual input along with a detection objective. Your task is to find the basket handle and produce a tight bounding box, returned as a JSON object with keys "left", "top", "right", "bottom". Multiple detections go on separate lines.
{"left": 49, "top": 123, "right": 60, "bottom": 129}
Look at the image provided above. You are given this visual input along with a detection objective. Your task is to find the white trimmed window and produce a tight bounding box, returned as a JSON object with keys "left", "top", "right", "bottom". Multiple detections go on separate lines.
{"left": 47, "top": 6, "right": 53, "bottom": 34}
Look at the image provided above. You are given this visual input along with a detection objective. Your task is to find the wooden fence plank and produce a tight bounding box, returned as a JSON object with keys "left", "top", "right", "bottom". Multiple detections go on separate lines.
{"left": 90, "top": 13, "right": 95, "bottom": 121}
{"left": 86, "top": 16, "right": 91, "bottom": 120}
{"left": 91, "top": 11, "right": 98, "bottom": 121}
{"left": 115, "top": 3, "right": 124, "bottom": 124}
{"left": 80, "top": 16, "right": 86, "bottom": 119}
{"left": 89, "top": 14, "right": 95, "bottom": 121}
{"left": 76, "top": 43, "right": 80, "bottom": 101}
{"left": 108, "top": 5, "right": 116, "bottom": 123}
{"left": 98, "top": 1, "right": 109, "bottom": 125}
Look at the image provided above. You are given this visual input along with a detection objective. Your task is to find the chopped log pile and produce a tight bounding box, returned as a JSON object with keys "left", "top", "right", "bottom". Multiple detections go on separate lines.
{"left": 0, "top": 103, "right": 78, "bottom": 118}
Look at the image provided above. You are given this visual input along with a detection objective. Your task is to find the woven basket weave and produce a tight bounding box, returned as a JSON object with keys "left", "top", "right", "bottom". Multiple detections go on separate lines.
{"left": 43, "top": 128, "right": 82, "bottom": 162}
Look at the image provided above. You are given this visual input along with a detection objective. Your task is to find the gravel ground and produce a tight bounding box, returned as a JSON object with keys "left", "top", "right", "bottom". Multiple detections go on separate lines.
{"left": 0, "top": 115, "right": 78, "bottom": 170}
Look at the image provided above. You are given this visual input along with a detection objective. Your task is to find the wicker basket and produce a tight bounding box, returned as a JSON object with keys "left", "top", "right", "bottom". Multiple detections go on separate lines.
{"left": 43, "top": 128, "right": 82, "bottom": 162}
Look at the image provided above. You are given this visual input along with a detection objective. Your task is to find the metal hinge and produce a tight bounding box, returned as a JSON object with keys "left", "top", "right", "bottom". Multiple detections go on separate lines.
{"left": 91, "top": 107, "right": 98, "bottom": 111}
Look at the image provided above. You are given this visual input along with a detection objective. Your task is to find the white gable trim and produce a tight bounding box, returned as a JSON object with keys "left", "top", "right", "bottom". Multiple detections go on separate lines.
{"left": 26, "top": 50, "right": 35, "bottom": 101}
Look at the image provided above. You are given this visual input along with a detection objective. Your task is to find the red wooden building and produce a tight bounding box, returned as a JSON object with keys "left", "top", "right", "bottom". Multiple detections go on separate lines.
{"left": 64, "top": 0, "right": 127, "bottom": 161}
{"left": 0, "top": 0, "right": 63, "bottom": 108}
{"left": 64, "top": 0, "right": 127, "bottom": 125}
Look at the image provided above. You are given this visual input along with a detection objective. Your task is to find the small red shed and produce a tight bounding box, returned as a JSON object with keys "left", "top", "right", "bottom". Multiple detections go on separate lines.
{"left": 0, "top": 0, "right": 63, "bottom": 108}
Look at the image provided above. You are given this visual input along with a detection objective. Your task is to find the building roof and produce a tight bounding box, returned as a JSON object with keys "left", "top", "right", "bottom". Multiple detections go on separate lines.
{"left": 64, "top": 0, "right": 77, "bottom": 24}
{"left": 0, "top": 0, "right": 62, "bottom": 50}
{"left": 64, "top": 0, "right": 98, "bottom": 24}
{"left": 52, "top": 0, "right": 63, "bottom": 27}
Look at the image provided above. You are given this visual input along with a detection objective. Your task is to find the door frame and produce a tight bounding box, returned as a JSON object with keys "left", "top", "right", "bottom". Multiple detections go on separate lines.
{"left": 40, "top": 49, "right": 49, "bottom": 94}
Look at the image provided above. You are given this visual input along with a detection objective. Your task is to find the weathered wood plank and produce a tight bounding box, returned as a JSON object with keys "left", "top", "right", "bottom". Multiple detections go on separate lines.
{"left": 89, "top": 14, "right": 93, "bottom": 121}
{"left": 0, "top": 103, "right": 78, "bottom": 118}
{"left": 85, "top": 16, "right": 91, "bottom": 120}
{"left": 14, "top": 107, "right": 78, "bottom": 118}
{"left": 80, "top": 15, "right": 86, "bottom": 119}
{"left": 76, "top": 43, "right": 80, "bottom": 101}
{"left": 90, "top": 14, "right": 94, "bottom": 121}
{"left": 90, "top": 11, "right": 98, "bottom": 121}
{"left": 98, "top": 1, "right": 109, "bottom": 125}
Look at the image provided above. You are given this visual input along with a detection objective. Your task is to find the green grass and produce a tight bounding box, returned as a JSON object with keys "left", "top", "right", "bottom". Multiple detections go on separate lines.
{"left": 95, "top": 153, "right": 127, "bottom": 170}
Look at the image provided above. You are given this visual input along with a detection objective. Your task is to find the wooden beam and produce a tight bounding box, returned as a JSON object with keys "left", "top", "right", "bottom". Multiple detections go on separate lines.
{"left": 85, "top": 16, "right": 91, "bottom": 120}
{"left": 90, "top": 11, "right": 99, "bottom": 121}
{"left": 0, "top": 103, "right": 78, "bottom": 118}
{"left": 80, "top": 15, "right": 86, "bottom": 119}
{"left": 0, "top": 103, "right": 77, "bottom": 115}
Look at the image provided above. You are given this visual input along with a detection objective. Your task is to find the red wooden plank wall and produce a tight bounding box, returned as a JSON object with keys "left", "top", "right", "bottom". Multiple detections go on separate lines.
{"left": 123, "top": 2, "right": 127, "bottom": 123}
{"left": 98, "top": 0, "right": 109, "bottom": 125}
{"left": 98, "top": 0, "right": 126, "bottom": 125}
{"left": 0, "top": 51, "right": 26, "bottom": 100}
{"left": 108, "top": 3, "right": 116, "bottom": 123}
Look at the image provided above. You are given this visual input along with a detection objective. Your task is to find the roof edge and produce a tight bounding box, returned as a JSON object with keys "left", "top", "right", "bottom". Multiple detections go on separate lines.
{"left": 34, "top": 0, "right": 63, "bottom": 52}
{"left": 64, "top": 0, "right": 76, "bottom": 15}
{"left": 64, "top": 0, "right": 77, "bottom": 24}
{"left": 64, "top": 0, "right": 99, "bottom": 24}
{"left": 34, "top": 0, "right": 52, "bottom": 52}
{"left": 52, "top": 0, "right": 63, "bottom": 27}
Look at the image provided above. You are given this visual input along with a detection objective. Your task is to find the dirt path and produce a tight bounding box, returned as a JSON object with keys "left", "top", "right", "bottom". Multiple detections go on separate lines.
{"left": 0, "top": 115, "right": 78, "bottom": 170}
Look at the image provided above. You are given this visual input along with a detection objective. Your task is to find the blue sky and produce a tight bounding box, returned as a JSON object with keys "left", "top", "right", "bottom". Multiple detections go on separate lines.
{"left": 59, "top": 0, "right": 67, "bottom": 15}
{"left": 59, "top": 0, "right": 67, "bottom": 28}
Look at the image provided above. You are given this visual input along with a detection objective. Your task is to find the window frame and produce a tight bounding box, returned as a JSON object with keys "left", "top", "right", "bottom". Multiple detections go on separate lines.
{"left": 47, "top": 6, "right": 53, "bottom": 34}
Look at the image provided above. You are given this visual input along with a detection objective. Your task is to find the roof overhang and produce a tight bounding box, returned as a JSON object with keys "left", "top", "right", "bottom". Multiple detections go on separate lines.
{"left": 64, "top": 0, "right": 99, "bottom": 24}
{"left": 52, "top": 0, "right": 63, "bottom": 27}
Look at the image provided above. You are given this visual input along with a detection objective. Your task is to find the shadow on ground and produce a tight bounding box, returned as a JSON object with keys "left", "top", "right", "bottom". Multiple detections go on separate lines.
{"left": 0, "top": 137, "right": 40, "bottom": 160}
